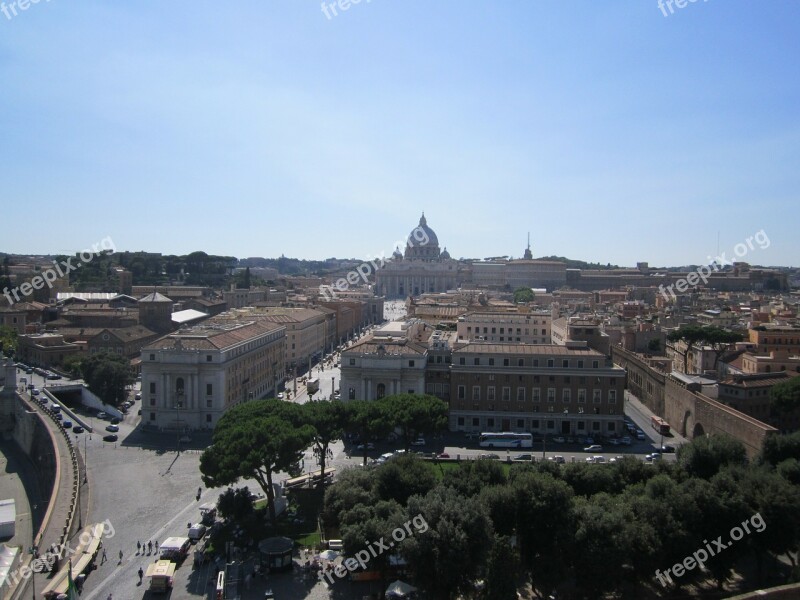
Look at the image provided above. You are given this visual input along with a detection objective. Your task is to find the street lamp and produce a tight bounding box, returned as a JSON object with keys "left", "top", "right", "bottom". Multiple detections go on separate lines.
{"left": 174, "top": 398, "right": 183, "bottom": 453}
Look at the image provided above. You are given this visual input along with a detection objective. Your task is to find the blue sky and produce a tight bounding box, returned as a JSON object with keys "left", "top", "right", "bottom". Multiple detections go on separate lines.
{"left": 1, "top": 1, "right": 798, "bottom": 267}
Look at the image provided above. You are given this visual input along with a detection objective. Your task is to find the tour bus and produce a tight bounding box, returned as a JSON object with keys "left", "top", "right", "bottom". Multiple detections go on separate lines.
{"left": 478, "top": 432, "right": 533, "bottom": 448}
{"left": 651, "top": 416, "right": 670, "bottom": 435}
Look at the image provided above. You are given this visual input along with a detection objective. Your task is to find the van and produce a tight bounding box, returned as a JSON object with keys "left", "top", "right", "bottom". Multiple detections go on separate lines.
{"left": 188, "top": 523, "right": 207, "bottom": 542}
{"left": 328, "top": 539, "right": 342, "bottom": 551}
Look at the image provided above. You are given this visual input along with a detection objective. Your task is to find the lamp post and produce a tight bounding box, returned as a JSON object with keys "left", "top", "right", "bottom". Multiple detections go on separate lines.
{"left": 174, "top": 397, "right": 183, "bottom": 453}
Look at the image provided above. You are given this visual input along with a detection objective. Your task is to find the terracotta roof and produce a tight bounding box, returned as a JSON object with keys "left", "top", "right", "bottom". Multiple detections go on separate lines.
{"left": 453, "top": 343, "right": 603, "bottom": 356}
{"left": 145, "top": 320, "right": 285, "bottom": 352}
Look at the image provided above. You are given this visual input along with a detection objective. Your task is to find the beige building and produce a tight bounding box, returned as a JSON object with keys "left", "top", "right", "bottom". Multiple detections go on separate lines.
{"left": 140, "top": 320, "right": 286, "bottom": 431}
{"left": 457, "top": 309, "right": 551, "bottom": 344}
{"left": 17, "top": 333, "right": 81, "bottom": 367}
{"left": 449, "top": 343, "right": 626, "bottom": 435}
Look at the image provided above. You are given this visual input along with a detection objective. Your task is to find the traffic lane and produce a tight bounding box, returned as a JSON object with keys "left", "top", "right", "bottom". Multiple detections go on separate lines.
{"left": 624, "top": 392, "right": 688, "bottom": 449}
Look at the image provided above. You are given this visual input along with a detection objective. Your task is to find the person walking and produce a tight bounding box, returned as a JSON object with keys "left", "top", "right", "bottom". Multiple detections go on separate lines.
{"left": 136, "top": 540, "right": 141, "bottom": 555}
{"left": 155, "top": 541, "right": 159, "bottom": 554}
{"left": 101, "top": 548, "right": 107, "bottom": 564}
{"left": 138, "top": 566, "right": 144, "bottom": 584}
{"left": 148, "top": 540, "right": 153, "bottom": 554}
{"left": 118, "top": 549, "right": 123, "bottom": 563}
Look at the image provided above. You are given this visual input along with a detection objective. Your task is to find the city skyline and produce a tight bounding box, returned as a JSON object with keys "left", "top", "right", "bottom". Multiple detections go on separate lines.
{"left": 1, "top": 2, "right": 798, "bottom": 266}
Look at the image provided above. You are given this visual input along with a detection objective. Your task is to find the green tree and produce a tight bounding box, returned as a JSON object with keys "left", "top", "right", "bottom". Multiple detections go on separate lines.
{"left": 0, "top": 325, "right": 17, "bottom": 356}
{"left": 322, "top": 467, "right": 377, "bottom": 528}
{"left": 80, "top": 352, "right": 132, "bottom": 406}
{"left": 761, "top": 432, "right": 800, "bottom": 466}
{"left": 667, "top": 325, "right": 706, "bottom": 373}
{"left": 769, "top": 377, "right": 800, "bottom": 416}
{"left": 382, "top": 393, "right": 448, "bottom": 451}
{"left": 374, "top": 455, "right": 437, "bottom": 505}
{"left": 344, "top": 400, "right": 392, "bottom": 465}
{"left": 404, "top": 486, "right": 494, "bottom": 600}
{"left": 61, "top": 354, "right": 83, "bottom": 379}
{"left": 301, "top": 400, "right": 347, "bottom": 492}
{"left": 200, "top": 399, "right": 314, "bottom": 526}
{"left": 216, "top": 486, "right": 255, "bottom": 522}
{"left": 513, "top": 287, "right": 534, "bottom": 304}
{"left": 701, "top": 326, "right": 743, "bottom": 370}
{"left": 677, "top": 433, "right": 747, "bottom": 479}
{"left": 484, "top": 536, "right": 520, "bottom": 600}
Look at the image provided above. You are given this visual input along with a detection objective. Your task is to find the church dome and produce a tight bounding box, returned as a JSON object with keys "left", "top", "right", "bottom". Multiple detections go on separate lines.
{"left": 440, "top": 247, "right": 451, "bottom": 259}
{"left": 392, "top": 246, "right": 403, "bottom": 260}
{"left": 407, "top": 213, "right": 439, "bottom": 248}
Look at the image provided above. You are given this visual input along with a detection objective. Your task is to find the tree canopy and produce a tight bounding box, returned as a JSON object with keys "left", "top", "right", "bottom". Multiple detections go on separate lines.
{"left": 80, "top": 351, "right": 132, "bottom": 406}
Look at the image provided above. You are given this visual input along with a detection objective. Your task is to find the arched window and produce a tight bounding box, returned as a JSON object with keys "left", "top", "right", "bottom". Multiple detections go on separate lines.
{"left": 176, "top": 377, "right": 185, "bottom": 393}
{"left": 377, "top": 383, "right": 386, "bottom": 399}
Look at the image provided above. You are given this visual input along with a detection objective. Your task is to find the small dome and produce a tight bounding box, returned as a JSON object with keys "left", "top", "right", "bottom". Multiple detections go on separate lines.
{"left": 440, "top": 247, "right": 451, "bottom": 259}
{"left": 392, "top": 246, "right": 403, "bottom": 260}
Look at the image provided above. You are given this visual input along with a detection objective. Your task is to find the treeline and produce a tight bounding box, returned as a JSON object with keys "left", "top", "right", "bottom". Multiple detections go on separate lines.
{"left": 324, "top": 432, "right": 800, "bottom": 600}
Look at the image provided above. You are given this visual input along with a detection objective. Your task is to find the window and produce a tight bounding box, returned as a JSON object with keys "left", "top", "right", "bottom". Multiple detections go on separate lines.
{"left": 564, "top": 376, "right": 571, "bottom": 384}
{"left": 487, "top": 418, "right": 495, "bottom": 428}
{"left": 472, "top": 418, "right": 480, "bottom": 427}
{"left": 472, "top": 386, "right": 481, "bottom": 401}
{"left": 349, "top": 358, "right": 355, "bottom": 366}
{"left": 474, "top": 358, "right": 480, "bottom": 366}
{"left": 206, "top": 383, "right": 213, "bottom": 396}
{"left": 578, "top": 389, "right": 586, "bottom": 403}
{"left": 577, "top": 360, "right": 584, "bottom": 368}
{"left": 562, "top": 389, "right": 571, "bottom": 403}
{"left": 377, "top": 383, "right": 386, "bottom": 399}
{"left": 518, "top": 358, "right": 524, "bottom": 367}
{"left": 207, "top": 399, "right": 212, "bottom": 408}
{"left": 206, "top": 355, "right": 212, "bottom": 362}
{"left": 458, "top": 417, "right": 465, "bottom": 426}
{"left": 149, "top": 354, "right": 155, "bottom": 361}
{"left": 458, "top": 386, "right": 466, "bottom": 400}
{"left": 577, "top": 420, "right": 585, "bottom": 430}
{"left": 502, "top": 387, "right": 511, "bottom": 401}
{"left": 149, "top": 382, "right": 156, "bottom": 394}
{"left": 562, "top": 359, "right": 569, "bottom": 368}
{"left": 593, "top": 390, "right": 602, "bottom": 403}
{"left": 533, "top": 359, "right": 539, "bottom": 367}
{"left": 531, "top": 419, "right": 540, "bottom": 428}
{"left": 532, "top": 388, "right": 541, "bottom": 402}
{"left": 150, "top": 398, "right": 155, "bottom": 406}
{"left": 206, "top": 414, "right": 212, "bottom": 423}
{"left": 593, "top": 360, "right": 599, "bottom": 368}
{"left": 547, "top": 420, "right": 555, "bottom": 430}
{"left": 592, "top": 422, "right": 601, "bottom": 431}
{"left": 503, "top": 358, "right": 510, "bottom": 366}
{"left": 517, "top": 387, "right": 526, "bottom": 401}
{"left": 608, "top": 422, "right": 616, "bottom": 431}
{"left": 533, "top": 375, "right": 540, "bottom": 383}
{"left": 348, "top": 388, "right": 356, "bottom": 400}
{"left": 547, "top": 388, "right": 556, "bottom": 402}
{"left": 547, "top": 359, "right": 554, "bottom": 368}
{"left": 409, "top": 360, "right": 415, "bottom": 367}
{"left": 150, "top": 412, "right": 155, "bottom": 421}
{"left": 487, "top": 386, "right": 495, "bottom": 401}
{"left": 489, "top": 358, "right": 495, "bottom": 366}
{"left": 459, "top": 357, "right": 466, "bottom": 365}
{"left": 609, "top": 390, "right": 617, "bottom": 403}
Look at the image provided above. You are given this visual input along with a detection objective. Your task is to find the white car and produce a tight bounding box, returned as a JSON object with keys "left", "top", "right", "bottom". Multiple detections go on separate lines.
{"left": 411, "top": 438, "right": 426, "bottom": 446}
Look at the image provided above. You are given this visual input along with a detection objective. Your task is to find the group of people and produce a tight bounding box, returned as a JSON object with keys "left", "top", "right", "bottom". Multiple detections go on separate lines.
{"left": 135, "top": 540, "right": 158, "bottom": 555}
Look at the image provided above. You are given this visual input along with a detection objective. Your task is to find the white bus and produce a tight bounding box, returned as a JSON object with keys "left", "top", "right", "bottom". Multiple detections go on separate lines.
{"left": 479, "top": 432, "right": 533, "bottom": 449}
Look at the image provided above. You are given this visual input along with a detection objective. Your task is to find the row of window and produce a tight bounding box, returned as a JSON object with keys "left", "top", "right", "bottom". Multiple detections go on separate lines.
{"left": 457, "top": 386, "right": 617, "bottom": 403}
{"left": 457, "top": 356, "right": 602, "bottom": 368}
{"left": 455, "top": 416, "right": 617, "bottom": 432}
{"left": 465, "top": 327, "right": 548, "bottom": 335}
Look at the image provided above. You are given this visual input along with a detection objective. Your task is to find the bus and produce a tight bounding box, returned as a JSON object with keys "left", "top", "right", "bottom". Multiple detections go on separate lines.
{"left": 479, "top": 432, "right": 533, "bottom": 449}
{"left": 651, "top": 416, "right": 670, "bottom": 435}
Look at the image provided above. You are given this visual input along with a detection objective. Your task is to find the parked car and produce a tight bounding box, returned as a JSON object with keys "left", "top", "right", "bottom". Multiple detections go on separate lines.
{"left": 608, "top": 438, "right": 620, "bottom": 446}
{"left": 660, "top": 444, "right": 676, "bottom": 453}
{"left": 134, "top": 393, "right": 141, "bottom": 400}
{"left": 636, "top": 431, "right": 646, "bottom": 440}
{"left": 356, "top": 442, "right": 375, "bottom": 451}
{"left": 179, "top": 435, "right": 191, "bottom": 443}
{"left": 31, "top": 388, "right": 40, "bottom": 396}
{"left": 73, "top": 426, "right": 84, "bottom": 434}
{"left": 621, "top": 436, "right": 632, "bottom": 445}
{"left": 548, "top": 455, "right": 566, "bottom": 464}
{"left": 513, "top": 453, "right": 533, "bottom": 461}
{"left": 97, "top": 412, "right": 108, "bottom": 420}
{"left": 478, "top": 453, "right": 500, "bottom": 460}
{"left": 277, "top": 392, "right": 285, "bottom": 400}
{"left": 586, "top": 455, "right": 606, "bottom": 464}
{"left": 437, "top": 453, "right": 451, "bottom": 459}
{"left": 411, "top": 437, "right": 426, "bottom": 446}
{"left": 105, "top": 424, "right": 119, "bottom": 432}
{"left": 63, "top": 421, "right": 72, "bottom": 429}
{"left": 110, "top": 417, "right": 120, "bottom": 425}
{"left": 552, "top": 436, "right": 565, "bottom": 443}
{"left": 583, "top": 444, "right": 603, "bottom": 452}
{"left": 102, "top": 434, "right": 118, "bottom": 442}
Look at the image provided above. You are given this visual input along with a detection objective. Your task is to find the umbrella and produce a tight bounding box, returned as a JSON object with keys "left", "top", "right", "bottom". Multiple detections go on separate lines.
{"left": 319, "top": 549, "right": 339, "bottom": 561}
{"left": 385, "top": 579, "right": 417, "bottom": 598}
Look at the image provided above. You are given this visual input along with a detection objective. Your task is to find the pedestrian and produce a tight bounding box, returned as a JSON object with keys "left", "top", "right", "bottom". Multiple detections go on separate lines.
{"left": 136, "top": 540, "right": 141, "bottom": 554}
{"left": 101, "top": 548, "right": 107, "bottom": 564}
{"left": 138, "top": 566, "right": 144, "bottom": 583}
{"left": 118, "top": 549, "right": 123, "bottom": 563}
{"left": 148, "top": 540, "right": 153, "bottom": 554}
{"left": 107, "top": 594, "right": 113, "bottom": 600}
{"left": 155, "top": 541, "right": 159, "bottom": 553}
